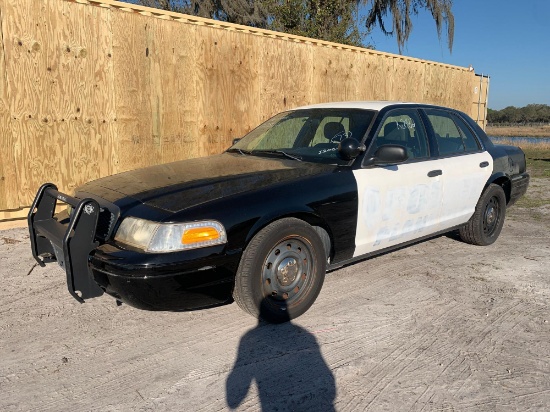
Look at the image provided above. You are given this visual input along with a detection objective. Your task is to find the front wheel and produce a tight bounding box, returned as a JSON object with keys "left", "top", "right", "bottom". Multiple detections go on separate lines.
{"left": 233, "top": 218, "right": 326, "bottom": 323}
{"left": 459, "top": 183, "right": 506, "bottom": 246}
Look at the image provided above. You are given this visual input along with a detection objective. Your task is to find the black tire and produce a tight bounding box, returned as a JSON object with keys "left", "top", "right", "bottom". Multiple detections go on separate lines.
{"left": 233, "top": 218, "right": 326, "bottom": 323}
{"left": 459, "top": 183, "right": 506, "bottom": 246}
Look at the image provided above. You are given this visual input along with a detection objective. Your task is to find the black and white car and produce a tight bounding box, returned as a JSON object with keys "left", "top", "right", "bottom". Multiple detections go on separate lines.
{"left": 29, "top": 102, "right": 530, "bottom": 323}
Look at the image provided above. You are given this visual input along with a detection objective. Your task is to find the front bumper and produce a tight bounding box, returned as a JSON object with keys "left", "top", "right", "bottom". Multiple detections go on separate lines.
{"left": 28, "top": 183, "right": 240, "bottom": 311}
{"left": 89, "top": 243, "right": 240, "bottom": 310}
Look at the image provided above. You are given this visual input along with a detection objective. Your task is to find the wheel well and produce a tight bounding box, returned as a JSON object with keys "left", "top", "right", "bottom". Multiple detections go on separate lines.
{"left": 312, "top": 225, "right": 331, "bottom": 262}
{"left": 490, "top": 177, "right": 511, "bottom": 204}
{"left": 246, "top": 213, "right": 334, "bottom": 263}
{"left": 284, "top": 214, "right": 334, "bottom": 262}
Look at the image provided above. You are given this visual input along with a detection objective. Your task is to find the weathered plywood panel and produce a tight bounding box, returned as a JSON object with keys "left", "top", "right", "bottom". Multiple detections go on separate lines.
{"left": 111, "top": 11, "right": 158, "bottom": 172}
{"left": 380, "top": 56, "right": 396, "bottom": 100}
{"left": 195, "top": 26, "right": 261, "bottom": 155}
{"left": 2, "top": 0, "right": 51, "bottom": 206}
{"left": 454, "top": 70, "right": 474, "bottom": 114}
{"left": 354, "top": 52, "right": 379, "bottom": 101}
{"left": 365, "top": 53, "right": 389, "bottom": 101}
{"left": 11, "top": 116, "right": 112, "bottom": 203}
{"left": 152, "top": 19, "right": 198, "bottom": 164}
{"left": 394, "top": 59, "right": 425, "bottom": 102}
{"left": 447, "top": 69, "right": 459, "bottom": 111}
{"left": 258, "top": 37, "right": 313, "bottom": 121}
{"left": 1, "top": 0, "right": 116, "bottom": 205}
{"left": 470, "top": 75, "right": 489, "bottom": 127}
{"left": 423, "top": 63, "right": 443, "bottom": 106}
{"left": 58, "top": 0, "right": 118, "bottom": 189}
{"left": 0, "top": 2, "right": 18, "bottom": 209}
{"left": 385, "top": 56, "right": 402, "bottom": 100}
{"left": 312, "top": 46, "right": 359, "bottom": 103}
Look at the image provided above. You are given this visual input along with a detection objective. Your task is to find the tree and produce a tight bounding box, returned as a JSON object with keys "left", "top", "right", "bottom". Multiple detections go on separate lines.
{"left": 126, "top": 0, "right": 455, "bottom": 52}
{"left": 488, "top": 104, "right": 550, "bottom": 124}
{"left": 132, "top": 0, "right": 363, "bottom": 45}
{"left": 136, "top": 0, "right": 270, "bottom": 26}
{"left": 267, "top": 0, "right": 364, "bottom": 46}
{"left": 363, "top": 0, "right": 454, "bottom": 54}
{"left": 136, "top": 0, "right": 184, "bottom": 12}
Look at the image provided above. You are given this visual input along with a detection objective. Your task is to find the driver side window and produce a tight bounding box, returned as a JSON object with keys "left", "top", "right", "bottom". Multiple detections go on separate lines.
{"left": 372, "top": 109, "right": 429, "bottom": 160}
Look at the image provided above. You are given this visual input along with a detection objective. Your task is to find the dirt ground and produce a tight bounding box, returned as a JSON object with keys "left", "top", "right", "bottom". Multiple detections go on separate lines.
{"left": 1, "top": 180, "right": 549, "bottom": 412}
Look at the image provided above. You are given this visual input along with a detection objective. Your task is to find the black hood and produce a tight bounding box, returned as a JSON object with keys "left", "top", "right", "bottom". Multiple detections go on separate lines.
{"left": 76, "top": 153, "right": 335, "bottom": 213}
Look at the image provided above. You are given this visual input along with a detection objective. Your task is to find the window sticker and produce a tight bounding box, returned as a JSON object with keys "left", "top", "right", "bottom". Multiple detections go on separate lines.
{"left": 395, "top": 118, "right": 416, "bottom": 130}
{"left": 330, "top": 130, "right": 352, "bottom": 143}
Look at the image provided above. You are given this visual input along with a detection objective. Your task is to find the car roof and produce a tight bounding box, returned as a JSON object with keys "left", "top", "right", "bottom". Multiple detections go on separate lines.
{"left": 292, "top": 101, "right": 419, "bottom": 111}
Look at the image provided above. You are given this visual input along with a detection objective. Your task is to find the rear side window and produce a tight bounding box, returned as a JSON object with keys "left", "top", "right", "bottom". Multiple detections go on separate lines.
{"left": 425, "top": 109, "right": 480, "bottom": 156}
{"left": 452, "top": 113, "right": 481, "bottom": 152}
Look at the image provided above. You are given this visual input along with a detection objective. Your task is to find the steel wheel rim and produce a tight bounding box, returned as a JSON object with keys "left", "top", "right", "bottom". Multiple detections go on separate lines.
{"left": 483, "top": 196, "right": 500, "bottom": 236}
{"left": 262, "top": 237, "right": 313, "bottom": 306}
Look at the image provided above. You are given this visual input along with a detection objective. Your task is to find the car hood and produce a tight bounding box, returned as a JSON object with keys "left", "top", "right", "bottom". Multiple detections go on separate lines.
{"left": 77, "top": 153, "right": 335, "bottom": 213}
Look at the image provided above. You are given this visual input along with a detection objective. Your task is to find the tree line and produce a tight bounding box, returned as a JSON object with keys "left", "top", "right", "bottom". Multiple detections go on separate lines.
{"left": 487, "top": 104, "right": 550, "bottom": 125}
{"left": 122, "top": 0, "right": 454, "bottom": 53}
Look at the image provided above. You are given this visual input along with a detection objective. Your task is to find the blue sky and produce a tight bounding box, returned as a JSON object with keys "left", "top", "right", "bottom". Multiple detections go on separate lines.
{"left": 364, "top": 0, "right": 550, "bottom": 110}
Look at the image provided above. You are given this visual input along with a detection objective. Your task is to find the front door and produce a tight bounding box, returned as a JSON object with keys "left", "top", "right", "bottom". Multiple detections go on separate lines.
{"left": 353, "top": 108, "right": 444, "bottom": 257}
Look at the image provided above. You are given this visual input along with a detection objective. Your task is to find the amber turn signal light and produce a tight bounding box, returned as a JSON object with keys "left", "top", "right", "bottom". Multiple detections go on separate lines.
{"left": 181, "top": 226, "right": 221, "bottom": 244}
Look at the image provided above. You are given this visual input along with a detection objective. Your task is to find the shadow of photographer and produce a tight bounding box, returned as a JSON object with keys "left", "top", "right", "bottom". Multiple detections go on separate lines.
{"left": 226, "top": 299, "right": 336, "bottom": 411}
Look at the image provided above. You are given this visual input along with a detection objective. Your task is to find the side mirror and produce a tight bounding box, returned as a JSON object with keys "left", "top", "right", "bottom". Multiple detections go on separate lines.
{"left": 338, "top": 138, "right": 366, "bottom": 160}
{"left": 232, "top": 138, "right": 241, "bottom": 145}
{"left": 364, "top": 144, "right": 408, "bottom": 167}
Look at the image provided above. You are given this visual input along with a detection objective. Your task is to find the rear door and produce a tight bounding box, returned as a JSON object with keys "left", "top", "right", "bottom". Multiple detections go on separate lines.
{"left": 422, "top": 109, "right": 493, "bottom": 229}
{"left": 353, "top": 108, "right": 445, "bottom": 257}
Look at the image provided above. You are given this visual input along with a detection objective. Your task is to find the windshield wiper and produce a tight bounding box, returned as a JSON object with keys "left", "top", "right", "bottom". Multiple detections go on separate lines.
{"left": 254, "top": 150, "right": 302, "bottom": 161}
{"left": 277, "top": 150, "right": 302, "bottom": 161}
{"left": 227, "top": 148, "right": 251, "bottom": 156}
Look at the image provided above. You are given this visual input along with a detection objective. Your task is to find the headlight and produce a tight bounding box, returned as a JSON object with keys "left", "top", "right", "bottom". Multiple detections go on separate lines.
{"left": 114, "top": 217, "right": 227, "bottom": 252}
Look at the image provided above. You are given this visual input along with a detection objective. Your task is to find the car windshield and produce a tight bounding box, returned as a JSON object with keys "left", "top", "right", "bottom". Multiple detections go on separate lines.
{"left": 228, "top": 109, "right": 376, "bottom": 165}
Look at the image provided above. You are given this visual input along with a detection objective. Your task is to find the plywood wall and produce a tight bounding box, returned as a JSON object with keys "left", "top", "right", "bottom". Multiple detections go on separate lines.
{"left": 472, "top": 75, "right": 490, "bottom": 129}
{"left": 0, "top": 0, "right": 482, "bottom": 217}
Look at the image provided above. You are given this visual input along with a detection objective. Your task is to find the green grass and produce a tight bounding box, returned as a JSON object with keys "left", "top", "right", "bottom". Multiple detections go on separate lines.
{"left": 515, "top": 196, "right": 550, "bottom": 208}
{"left": 504, "top": 149, "right": 550, "bottom": 213}
{"left": 523, "top": 148, "right": 550, "bottom": 178}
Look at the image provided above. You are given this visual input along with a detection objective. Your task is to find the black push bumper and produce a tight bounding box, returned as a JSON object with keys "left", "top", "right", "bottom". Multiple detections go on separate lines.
{"left": 28, "top": 183, "right": 104, "bottom": 302}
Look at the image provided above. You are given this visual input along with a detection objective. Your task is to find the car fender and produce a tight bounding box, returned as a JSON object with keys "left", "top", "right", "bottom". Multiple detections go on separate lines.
{"left": 485, "top": 172, "right": 512, "bottom": 203}
{"left": 245, "top": 208, "right": 332, "bottom": 250}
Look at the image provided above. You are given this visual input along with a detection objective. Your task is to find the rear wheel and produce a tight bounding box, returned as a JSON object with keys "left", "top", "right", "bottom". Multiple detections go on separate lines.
{"left": 459, "top": 183, "right": 506, "bottom": 246}
{"left": 233, "top": 218, "right": 326, "bottom": 323}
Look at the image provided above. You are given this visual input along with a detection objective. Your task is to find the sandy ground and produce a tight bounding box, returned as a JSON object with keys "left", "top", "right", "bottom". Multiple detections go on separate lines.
{"left": 1, "top": 181, "right": 549, "bottom": 411}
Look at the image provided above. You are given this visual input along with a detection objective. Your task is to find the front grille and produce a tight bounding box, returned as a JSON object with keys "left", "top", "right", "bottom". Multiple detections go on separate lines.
{"left": 96, "top": 208, "right": 116, "bottom": 241}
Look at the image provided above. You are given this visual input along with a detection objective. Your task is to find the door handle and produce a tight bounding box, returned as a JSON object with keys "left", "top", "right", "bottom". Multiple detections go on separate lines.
{"left": 480, "top": 161, "right": 489, "bottom": 168}
{"left": 427, "top": 170, "right": 442, "bottom": 177}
